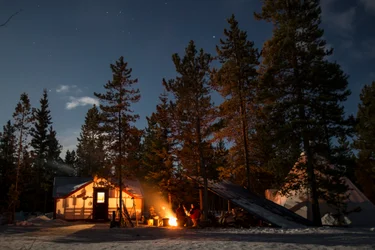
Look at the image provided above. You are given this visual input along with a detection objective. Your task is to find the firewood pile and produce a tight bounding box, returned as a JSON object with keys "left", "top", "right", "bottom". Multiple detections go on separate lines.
{"left": 216, "top": 208, "right": 271, "bottom": 228}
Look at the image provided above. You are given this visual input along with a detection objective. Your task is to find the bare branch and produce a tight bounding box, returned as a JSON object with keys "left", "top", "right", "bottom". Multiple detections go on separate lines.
{"left": 0, "top": 9, "right": 23, "bottom": 28}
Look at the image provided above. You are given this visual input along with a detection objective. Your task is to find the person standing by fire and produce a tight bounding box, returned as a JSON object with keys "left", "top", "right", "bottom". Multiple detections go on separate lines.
{"left": 184, "top": 203, "right": 201, "bottom": 228}
{"left": 176, "top": 204, "right": 186, "bottom": 227}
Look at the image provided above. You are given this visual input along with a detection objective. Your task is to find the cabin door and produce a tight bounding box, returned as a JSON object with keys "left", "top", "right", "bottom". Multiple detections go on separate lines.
{"left": 93, "top": 188, "right": 109, "bottom": 220}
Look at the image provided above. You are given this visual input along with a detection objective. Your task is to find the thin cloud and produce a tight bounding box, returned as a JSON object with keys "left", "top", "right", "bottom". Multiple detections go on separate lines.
{"left": 66, "top": 96, "right": 99, "bottom": 110}
{"left": 359, "top": 0, "right": 375, "bottom": 14}
{"left": 56, "top": 84, "right": 82, "bottom": 94}
{"left": 56, "top": 85, "right": 70, "bottom": 93}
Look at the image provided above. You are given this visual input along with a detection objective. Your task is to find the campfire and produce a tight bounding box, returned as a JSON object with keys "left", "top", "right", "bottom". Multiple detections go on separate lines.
{"left": 162, "top": 206, "right": 178, "bottom": 227}
{"left": 148, "top": 206, "right": 178, "bottom": 227}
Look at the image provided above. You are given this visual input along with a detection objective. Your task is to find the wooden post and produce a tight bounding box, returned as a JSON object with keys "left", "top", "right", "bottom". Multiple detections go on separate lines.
{"left": 227, "top": 200, "right": 231, "bottom": 212}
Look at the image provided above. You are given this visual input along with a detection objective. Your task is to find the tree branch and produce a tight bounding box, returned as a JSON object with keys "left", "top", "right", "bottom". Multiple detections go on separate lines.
{"left": 0, "top": 9, "right": 23, "bottom": 28}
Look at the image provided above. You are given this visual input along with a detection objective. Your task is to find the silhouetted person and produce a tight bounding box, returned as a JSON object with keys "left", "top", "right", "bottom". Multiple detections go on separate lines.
{"left": 176, "top": 204, "right": 187, "bottom": 227}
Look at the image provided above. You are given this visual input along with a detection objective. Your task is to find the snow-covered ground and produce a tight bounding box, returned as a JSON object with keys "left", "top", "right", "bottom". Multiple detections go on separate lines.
{"left": 0, "top": 218, "right": 374, "bottom": 249}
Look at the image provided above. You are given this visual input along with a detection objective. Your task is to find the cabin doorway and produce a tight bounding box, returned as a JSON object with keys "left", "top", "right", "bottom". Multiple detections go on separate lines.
{"left": 93, "top": 188, "right": 109, "bottom": 220}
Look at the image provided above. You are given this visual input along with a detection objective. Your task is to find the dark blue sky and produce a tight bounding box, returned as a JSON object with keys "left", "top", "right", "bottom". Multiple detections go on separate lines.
{"left": 1, "top": 0, "right": 374, "bottom": 156}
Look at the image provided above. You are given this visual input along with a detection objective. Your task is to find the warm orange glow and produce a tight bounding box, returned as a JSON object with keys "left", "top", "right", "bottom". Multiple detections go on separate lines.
{"left": 168, "top": 217, "right": 177, "bottom": 226}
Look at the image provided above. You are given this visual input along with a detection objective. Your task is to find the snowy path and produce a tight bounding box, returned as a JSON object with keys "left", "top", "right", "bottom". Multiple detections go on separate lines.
{"left": 0, "top": 223, "right": 374, "bottom": 250}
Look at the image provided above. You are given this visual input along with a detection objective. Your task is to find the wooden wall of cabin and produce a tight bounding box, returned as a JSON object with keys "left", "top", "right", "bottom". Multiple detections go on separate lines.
{"left": 55, "top": 181, "right": 143, "bottom": 220}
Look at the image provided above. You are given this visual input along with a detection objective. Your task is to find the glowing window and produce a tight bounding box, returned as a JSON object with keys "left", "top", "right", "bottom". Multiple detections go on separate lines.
{"left": 97, "top": 192, "right": 105, "bottom": 203}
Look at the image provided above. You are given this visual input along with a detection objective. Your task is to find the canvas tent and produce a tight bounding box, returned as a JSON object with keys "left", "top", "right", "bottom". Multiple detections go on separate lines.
{"left": 53, "top": 176, "right": 144, "bottom": 221}
{"left": 265, "top": 153, "right": 375, "bottom": 227}
{"left": 190, "top": 177, "right": 313, "bottom": 228}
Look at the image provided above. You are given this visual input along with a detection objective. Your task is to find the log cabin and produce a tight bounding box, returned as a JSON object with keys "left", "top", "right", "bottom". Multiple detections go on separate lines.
{"left": 53, "top": 176, "right": 144, "bottom": 221}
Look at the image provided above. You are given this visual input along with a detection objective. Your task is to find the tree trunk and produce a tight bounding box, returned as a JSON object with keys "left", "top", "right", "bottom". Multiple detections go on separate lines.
{"left": 197, "top": 117, "right": 208, "bottom": 221}
{"left": 13, "top": 112, "right": 25, "bottom": 223}
{"left": 118, "top": 109, "right": 123, "bottom": 226}
{"left": 291, "top": 35, "right": 321, "bottom": 226}
{"left": 167, "top": 178, "right": 172, "bottom": 208}
{"left": 299, "top": 106, "right": 322, "bottom": 226}
{"left": 239, "top": 98, "right": 251, "bottom": 191}
{"left": 44, "top": 190, "right": 47, "bottom": 213}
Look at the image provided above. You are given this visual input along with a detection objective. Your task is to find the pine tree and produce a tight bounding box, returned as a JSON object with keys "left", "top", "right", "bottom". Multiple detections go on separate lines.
{"left": 205, "top": 140, "right": 227, "bottom": 180}
{"left": 17, "top": 148, "right": 33, "bottom": 212}
{"left": 213, "top": 14, "right": 259, "bottom": 191}
{"left": 76, "top": 105, "right": 106, "bottom": 177}
{"left": 143, "top": 92, "right": 176, "bottom": 206}
{"left": 0, "top": 121, "right": 16, "bottom": 217}
{"left": 30, "top": 89, "right": 52, "bottom": 212}
{"left": 46, "top": 126, "right": 62, "bottom": 171}
{"left": 164, "top": 40, "right": 215, "bottom": 220}
{"left": 255, "top": 0, "right": 352, "bottom": 225}
{"left": 332, "top": 135, "right": 356, "bottom": 182}
{"left": 353, "top": 81, "right": 375, "bottom": 204}
{"left": 40, "top": 125, "right": 62, "bottom": 212}
{"left": 94, "top": 56, "right": 141, "bottom": 223}
{"left": 11, "top": 93, "right": 33, "bottom": 222}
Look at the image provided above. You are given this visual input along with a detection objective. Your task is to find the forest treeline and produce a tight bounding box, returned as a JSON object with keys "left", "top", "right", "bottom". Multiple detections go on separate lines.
{"left": 1, "top": 0, "right": 374, "bottom": 226}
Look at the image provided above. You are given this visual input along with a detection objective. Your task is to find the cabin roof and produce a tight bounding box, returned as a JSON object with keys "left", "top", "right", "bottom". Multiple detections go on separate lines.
{"left": 53, "top": 177, "right": 92, "bottom": 198}
{"left": 112, "top": 177, "right": 144, "bottom": 199}
{"left": 53, "top": 176, "right": 144, "bottom": 199}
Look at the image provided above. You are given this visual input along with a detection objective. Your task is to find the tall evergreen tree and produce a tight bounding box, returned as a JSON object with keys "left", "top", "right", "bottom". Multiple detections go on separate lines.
{"left": 143, "top": 92, "right": 176, "bottom": 206}
{"left": 30, "top": 89, "right": 53, "bottom": 212}
{"left": 46, "top": 126, "right": 62, "bottom": 172}
{"left": 76, "top": 105, "right": 106, "bottom": 177}
{"left": 164, "top": 40, "right": 215, "bottom": 220}
{"left": 353, "top": 81, "right": 375, "bottom": 203}
{"left": 41, "top": 125, "right": 62, "bottom": 212}
{"left": 332, "top": 135, "right": 356, "bottom": 182}
{"left": 213, "top": 14, "right": 259, "bottom": 191}
{"left": 255, "top": 0, "right": 352, "bottom": 225}
{"left": 11, "top": 93, "right": 33, "bottom": 222}
{"left": 0, "top": 121, "right": 16, "bottom": 216}
{"left": 94, "top": 56, "right": 141, "bottom": 223}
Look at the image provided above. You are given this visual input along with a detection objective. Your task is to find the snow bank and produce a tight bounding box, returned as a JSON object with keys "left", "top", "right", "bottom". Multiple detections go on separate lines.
{"left": 24, "top": 215, "right": 51, "bottom": 225}
{"left": 27, "top": 215, "right": 51, "bottom": 222}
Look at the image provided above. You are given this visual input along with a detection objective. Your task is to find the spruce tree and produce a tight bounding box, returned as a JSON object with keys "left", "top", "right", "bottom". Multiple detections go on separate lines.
{"left": 332, "top": 135, "right": 356, "bottom": 182}
{"left": 94, "top": 56, "right": 140, "bottom": 223}
{"left": 353, "top": 81, "right": 375, "bottom": 203}
{"left": 0, "top": 121, "right": 16, "bottom": 217}
{"left": 30, "top": 89, "right": 52, "bottom": 212}
{"left": 164, "top": 40, "right": 215, "bottom": 220}
{"left": 213, "top": 14, "right": 259, "bottom": 191}
{"left": 255, "top": 0, "right": 352, "bottom": 225}
{"left": 76, "top": 105, "right": 106, "bottom": 177}
{"left": 46, "top": 126, "right": 62, "bottom": 171}
{"left": 143, "top": 92, "right": 176, "bottom": 206}
{"left": 17, "top": 148, "right": 33, "bottom": 212}
{"left": 11, "top": 93, "right": 33, "bottom": 222}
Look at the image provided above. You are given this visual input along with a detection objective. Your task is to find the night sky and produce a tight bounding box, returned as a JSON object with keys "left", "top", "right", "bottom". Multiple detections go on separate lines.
{"left": 1, "top": 0, "right": 374, "bottom": 156}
